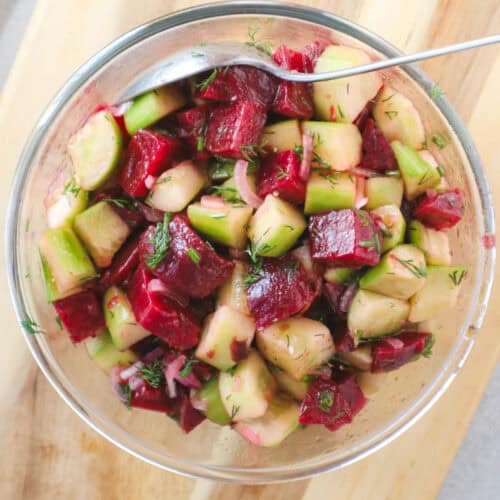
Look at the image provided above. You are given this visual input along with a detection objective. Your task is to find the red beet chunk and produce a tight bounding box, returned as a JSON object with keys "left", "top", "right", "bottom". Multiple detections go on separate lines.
{"left": 139, "top": 215, "right": 234, "bottom": 298}
{"left": 361, "top": 118, "right": 397, "bottom": 171}
{"left": 271, "top": 81, "right": 314, "bottom": 120}
{"left": 309, "top": 209, "right": 382, "bottom": 267}
{"left": 131, "top": 383, "right": 174, "bottom": 413}
{"left": 302, "top": 40, "right": 329, "bottom": 72}
{"left": 334, "top": 372, "right": 367, "bottom": 416}
{"left": 257, "top": 151, "right": 306, "bottom": 204}
{"left": 413, "top": 189, "right": 463, "bottom": 230}
{"left": 53, "top": 290, "right": 105, "bottom": 343}
{"left": 299, "top": 377, "right": 353, "bottom": 430}
{"left": 324, "top": 282, "right": 358, "bottom": 319}
{"left": 93, "top": 187, "right": 145, "bottom": 229}
{"left": 273, "top": 45, "right": 308, "bottom": 72}
{"left": 99, "top": 233, "right": 141, "bottom": 289}
{"left": 191, "top": 360, "right": 214, "bottom": 382}
{"left": 331, "top": 322, "right": 356, "bottom": 352}
{"left": 134, "top": 201, "right": 165, "bottom": 223}
{"left": 371, "top": 331, "right": 433, "bottom": 373}
{"left": 119, "top": 130, "right": 183, "bottom": 197}
{"left": 246, "top": 257, "right": 320, "bottom": 329}
{"left": 194, "top": 66, "right": 278, "bottom": 109}
{"left": 353, "top": 100, "right": 374, "bottom": 131}
{"left": 127, "top": 266, "right": 200, "bottom": 350}
{"left": 174, "top": 105, "right": 211, "bottom": 160}
{"left": 205, "top": 101, "right": 267, "bottom": 159}
{"left": 176, "top": 390, "right": 206, "bottom": 433}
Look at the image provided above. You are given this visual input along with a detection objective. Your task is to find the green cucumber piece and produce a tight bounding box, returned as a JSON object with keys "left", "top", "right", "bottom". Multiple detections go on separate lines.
{"left": 234, "top": 393, "right": 299, "bottom": 447}
{"left": 68, "top": 110, "right": 123, "bottom": 190}
{"left": 256, "top": 317, "right": 335, "bottom": 381}
{"left": 40, "top": 254, "right": 82, "bottom": 302}
{"left": 218, "top": 350, "right": 277, "bottom": 422}
{"left": 39, "top": 227, "right": 96, "bottom": 295}
{"left": 248, "top": 195, "right": 306, "bottom": 257}
{"left": 407, "top": 220, "right": 452, "bottom": 266}
{"left": 85, "top": 329, "right": 137, "bottom": 374}
{"left": 359, "top": 244, "right": 427, "bottom": 300}
{"left": 370, "top": 204, "right": 406, "bottom": 252}
{"left": 365, "top": 176, "right": 404, "bottom": 210}
{"left": 45, "top": 178, "right": 88, "bottom": 228}
{"left": 409, "top": 265, "right": 467, "bottom": 322}
{"left": 391, "top": 141, "right": 440, "bottom": 200}
{"left": 217, "top": 261, "right": 250, "bottom": 315}
{"left": 124, "top": 85, "right": 187, "bottom": 135}
{"left": 304, "top": 171, "right": 356, "bottom": 214}
{"left": 147, "top": 160, "right": 207, "bottom": 212}
{"left": 187, "top": 201, "right": 253, "bottom": 249}
{"left": 262, "top": 120, "right": 302, "bottom": 152}
{"left": 193, "top": 376, "right": 231, "bottom": 426}
{"left": 195, "top": 305, "right": 255, "bottom": 371}
{"left": 103, "top": 286, "right": 150, "bottom": 350}
{"left": 337, "top": 344, "right": 373, "bottom": 371}
{"left": 324, "top": 267, "right": 357, "bottom": 285}
{"left": 273, "top": 370, "right": 309, "bottom": 400}
{"left": 74, "top": 201, "right": 131, "bottom": 267}
{"left": 348, "top": 289, "right": 409, "bottom": 339}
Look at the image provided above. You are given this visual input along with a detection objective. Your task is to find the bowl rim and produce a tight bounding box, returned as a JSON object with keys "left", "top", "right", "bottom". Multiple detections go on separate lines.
{"left": 5, "top": 0, "right": 496, "bottom": 483}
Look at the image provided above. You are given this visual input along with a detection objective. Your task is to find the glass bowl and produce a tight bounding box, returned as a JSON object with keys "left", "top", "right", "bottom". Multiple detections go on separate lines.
{"left": 6, "top": 1, "right": 495, "bottom": 483}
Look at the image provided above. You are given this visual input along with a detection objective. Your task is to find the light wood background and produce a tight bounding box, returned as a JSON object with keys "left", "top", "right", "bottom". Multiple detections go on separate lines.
{"left": 0, "top": 1, "right": 499, "bottom": 499}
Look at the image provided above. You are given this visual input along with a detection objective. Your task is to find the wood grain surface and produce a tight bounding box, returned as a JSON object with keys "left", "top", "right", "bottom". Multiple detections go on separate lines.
{"left": 0, "top": 1, "right": 499, "bottom": 499}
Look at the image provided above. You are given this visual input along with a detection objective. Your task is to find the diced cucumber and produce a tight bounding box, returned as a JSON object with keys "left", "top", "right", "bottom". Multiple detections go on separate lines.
{"left": 373, "top": 87, "right": 425, "bottom": 149}
{"left": 391, "top": 141, "right": 440, "bottom": 200}
{"left": 337, "top": 344, "right": 373, "bottom": 371}
{"left": 103, "top": 286, "right": 150, "bottom": 350}
{"left": 85, "top": 329, "right": 138, "bottom": 373}
{"left": 68, "top": 110, "right": 123, "bottom": 190}
{"left": 273, "top": 369, "right": 309, "bottom": 400}
{"left": 248, "top": 195, "right": 306, "bottom": 257}
{"left": 219, "top": 350, "right": 276, "bottom": 422}
{"left": 219, "top": 174, "right": 256, "bottom": 202}
{"left": 409, "top": 265, "right": 467, "bottom": 322}
{"left": 40, "top": 254, "right": 82, "bottom": 302}
{"left": 324, "top": 267, "right": 357, "bottom": 285}
{"left": 234, "top": 393, "right": 299, "bottom": 447}
{"left": 357, "top": 371, "right": 386, "bottom": 397}
{"left": 302, "top": 121, "right": 362, "bottom": 171}
{"left": 359, "top": 244, "right": 427, "bottom": 300}
{"left": 313, "top": 45, "right": 383, "bottom": 123}
{"left": 217, "top": 261, "right": 250, "bottom": 315}
{"left": 45, "top": 178, "right": 88, "bottom": 228}
{"left": 365, "top": 176, "right": 404, "bottom": 210}
{"left": 147, "top": 160, "right": 207, "bottom": 212}
{"left": 187, "top": 201, "right": 253, "bottom": 249}
{"left": 256, "top": 317, "right": 335, "bottom": 381}
{"left": 39, "top": 227, "right": 96, "bottom": 295}
{"left": 263, "top": 120, "right": 302, "bottom": 152}
{"left": 304, "top": 171, "right": 356, "bottom": 214}
{"left": 193, "top": 376, "right": 231, "bottom": 426}
{"left": 407, "top": 220, "right": 451, "bottom": 266}
{"left": 348, "top": 289, "right": 409, "bottom": 339}
{"left": 124, "top": 85, "right": 187, "bottom": 135}
{"left": 195, "top": 305, "right": 256, "bottom": 371}
{"left": 208, "top": 157, "right": 237, "bottom": 181}
{"left": 419, "top": 150, "right": 450, "bottom": 193}
{"left": 74, "top": 201, "right": 131, "bottom": 267}
{"left": 370, "top": 204, "right": 406, "bottom": 252}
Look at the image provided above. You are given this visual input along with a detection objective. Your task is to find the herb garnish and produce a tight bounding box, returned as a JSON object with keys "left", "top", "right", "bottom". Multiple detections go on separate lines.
{"left": 422, "top": 335, "right": 435, "bottom": 358}
{"left": 179, "top": 358, "right": 198, "bottom": 378}
{"left": 277, "top": 166, "right": 290, "bottom": 179}
{"left": 318, "top": 391, "right": 333, "bottom": 413}
{"left": 63, "top": 178, "right": 80, "bottom": 196}
{"left": 430, "top": 84, "right": 444, "bottom": 100}
{"left": 196, "top": 68, "right": 218, "bottom": 92}
{"left": 21, "top": 318, "right": 43, "bottom": 335}
{"left": 359, "top": 234, "right": 381, "bottom": 253}
{"left": 157, "top": 176, "right": 172, "bottom": 184}
{"left": 381, "top": 93, "right": 395, "bottom": 102}
{"left": 244, "top": 242, "right": 264, "bottom": 286}
{"left": 103, "top": 198, "right": 135, "bottom": 210}
{"left": 384, "top": 110, "right": 398, "bottom": 120}
{"left": 209, "top": 185, "right": 241, "bottom": 202}
{"left": 55, "top": 316, "right": 63, "bottom": 330}
{"left": 436, "top": 166, "right": 444, "bottom": 177}
{"left": 395, "top": 257, "right": 427, "bottom": 278}
{"left": 197, "top": 136, "right": 205, "bottom": 152}
{"left": 418, "top": 170, "right": 433, "bottom": 186}
{"left": 432, "top": 133, "right": 448, "bottom": 149}
{"left": 146, "top": 212, "right": 172, "bottom": 269}
{"left": 187, "top": 248, "right": 201, "bottom": 265}
{"left": 121, "top": 384, "right": 132, "bottom": 409}
{"left": 245, "top": 25, "right": 273, "bottom": 56}
{"left": 227, "top": 365, "right": 238, "bottom": 376}
{"left": 449, "top": 269, "right": 467, "bottom": 286}
{"left": 337, "top": 104, "right": 345, "bottom": 119}
{"left": 138, "top": 359, "right": 164, "bottom": 389}
{"left": 231, "top": 405, "right": 241, "bottom": 419}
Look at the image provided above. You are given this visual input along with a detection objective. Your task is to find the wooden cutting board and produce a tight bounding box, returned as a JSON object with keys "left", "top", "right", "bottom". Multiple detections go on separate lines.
{"left": 0, "top": 1, "right": 499, "bottom": 498}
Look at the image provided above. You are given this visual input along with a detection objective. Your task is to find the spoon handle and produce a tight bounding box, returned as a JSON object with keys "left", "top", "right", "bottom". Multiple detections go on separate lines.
{"left": 291, "top": 34, "right": 500, "bottom": 82}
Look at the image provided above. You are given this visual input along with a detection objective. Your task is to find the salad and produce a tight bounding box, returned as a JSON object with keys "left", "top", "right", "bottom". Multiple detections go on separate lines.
{"left": 36, "top": 40, "right": 466, "bottom": 447}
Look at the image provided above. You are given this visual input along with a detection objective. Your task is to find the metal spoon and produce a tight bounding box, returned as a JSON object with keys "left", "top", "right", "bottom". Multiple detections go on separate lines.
{"left": 119, "top": 34, "right": 500, "bottom": 103}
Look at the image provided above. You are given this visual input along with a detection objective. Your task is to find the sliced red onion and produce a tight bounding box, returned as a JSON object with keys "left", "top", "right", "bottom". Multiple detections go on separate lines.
{"left": 190, "top": 389, "right": 208, "bottom": 412}
{"left": 201, "top": 195, "right": 226, "bottom": 209}
{"left": 148, "top": 279, "right": 189, "bottom": 308}
{"left": 350, "top": 167, "right": 380, "bottom": 178}
{"left": 164, "top": 354, "right": 186, "bottom": 399}
{"left": 128, "top": 375, "right": 146, "bottom": 391}
{"left": 134, "top": 201, "right": 164, "bottom": 223}
{"left": 299, "top": 132, "right": 313, "bottom": 181}
{"left": 177, "top": 371, "right": 202, "bottom": 390}
{"left": 354, "top": 175, "right": 368, "bottom": 209}
{"left": 145, "top": 175, "right": 157, "bottom": 190}
{"left": 110, "top": 366, "right": 128, "bottom": 403}
{"left": 119, "top": 361, "right": 144, "bottom": 382}
{"left": 142, "top": 346, "right": 165, "bottom": 364}
{"left": 234, "top": 160, "right": 263, "bottom": 208}
{"left": 384, "top": 337, "right": 405, "bottom": 349}
{"left": 339, "top": 283, "right": 358, "bottom": 313}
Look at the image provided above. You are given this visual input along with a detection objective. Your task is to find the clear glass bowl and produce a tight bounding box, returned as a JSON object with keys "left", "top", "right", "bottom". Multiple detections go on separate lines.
{"left": 6, "top": 1, "right": 495, "bottom": 483}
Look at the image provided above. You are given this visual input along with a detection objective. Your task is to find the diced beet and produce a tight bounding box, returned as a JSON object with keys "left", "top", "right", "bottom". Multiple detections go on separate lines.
{"left": 130, "top": 382, "right": 174, "bottom": 413}
{"left": 194, "top": 66, "right": 278, "bottom": 109}
{"left": 134, "top": 201, "right": 165, "bottom": 223}
{"left": 119, "top": 130, "right": 183, "bottom": 197}
{"left": 257, "top": 150, "right": 306, "bottom": 204}
{"left": 53, "top": 290, "right": 105, "bottom": 343}
{"left": 93, "top": 187, "right": 145, "bottom": 229}
{"left": 271, "top": 81, "right": 314, "bottom": 120}
{"left": 302, "top": 40, "right": 329, "bottom": 72}
{"left": 127, "top": 266, "right": 200, "bottom": 350}
{"left": 309, "top": 209, "right": 382, "bottom": 267}
{"left": 361, "top": 118, "right": 397, "bottom": 171}
{"left": 176, "top": 389, "right": 206, "bottom": 433}
{"left": 131, "top": 336, "right": 166, "bottom": 358}
{"left": 334, "top": 372, "right": 367, "bottom": 416}
{"left": 273, "top": 45, "right": 308, "bottom": 72}
{"left": 353, "top": 100, "right": 374, "bottom": 131}
{"left": 205, "top": 101, "right": 267, "bottom": 159}
{"left": 99, "top": 233, "right": 141, "bottom": 289}
{"left": 413, "top": 189, "right": 463, "bottom": 230}
{"left": 371, "top": 331, "right": 433, "bottom": 373}
{"left": 191, "top": 360, "right": 214, "bottom": 382}
{"left": 324, "top": 282, "right": 358, "bottom": 318}
{"left": 299, "top": 377, "right": 353, "bottom": 430}
{"left": 331, "top": 322, "right": 356, "bottom": 352}
{"left": 139, "top": 215, "right": 234, "bottom": 298}
{"left": 174, "top": 105, "right": 212, "bottom": 160}
{"left": 246, "top": 257, "right": 320, "bottom": 329}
